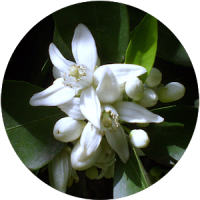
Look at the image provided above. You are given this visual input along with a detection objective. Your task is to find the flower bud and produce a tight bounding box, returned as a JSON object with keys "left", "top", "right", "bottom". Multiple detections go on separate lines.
{"left": 145, "top": 68, "right": 162, "bottom": 87}
{"left": 71, "top": 140, "right": 102, "bottom": 171}
{"left": 85, "top": 166, "right": 99, "bottom": 179}
{"left": 53, "top": 117, "right": 86, "bottom": 142}
{"left": 137, "top": 88, "right": 158, "bottom": 107}
{"left": 129, "top": 129, "right": 150, "bottom": 148}
{"left": 125, "top": 77, "right": 144, "bottom": 101}
{"left": 194, "top": 99, "right": 199, "bottom": 108}
{"left": 158, "top": 82, "right": 185, "bottom": 103}
{"left": 150, "top": 166, "right": 163, "bottom": 177}
{"left": 104, "top": 163, "right": 115, "bottom": 179}
{"left": 48, "top": 146, "right": 72, "bottom": 193}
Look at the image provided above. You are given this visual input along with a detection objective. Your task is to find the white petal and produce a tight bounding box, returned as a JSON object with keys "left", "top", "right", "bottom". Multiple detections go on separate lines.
{"left": 71, "top": 140, "right": 102, "bottom": 171}
{"left": 96, "top": 67, "right": 120, "bottom": 103}
{"left": 80, "top": 122, "right": 102, "bottom": 155}
{"left": 94, "top": 64, "right": 147, "bottom": 85}
{"left": 72, "top": 24, "right": 97, "bottom": 72}
{"left": 49, "top": 43, "right": 75, "bottom": 73}
{"left": 53, "top": 117, "right": 85, "bottom": 142}
{"left": 80, "top": 86, "right": 101, "bottom": 129}
{"left": 58, "top": 98, "right": 86, "bottom": 120}
{"left": 114, "top": 101, "right": 164, "bottom": 123}
{"left": 105, "top": 125, "right": 130, "bottom": 163}
{"left": 52, "top": 66, "right": 63, "bottom": 79}
{"left": 29, "top": 78, "right": 76, "bottom": 106}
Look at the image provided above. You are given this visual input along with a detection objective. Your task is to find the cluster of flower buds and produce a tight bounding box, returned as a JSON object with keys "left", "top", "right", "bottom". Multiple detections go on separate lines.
{"left": 126, "top": 67, "right": 185, "bottom": 108}
{"left": 125, "top": 67, "right": 185, "bottom": 150}
{"left": 29, "top": 24, "right": 185, "bottom": 192}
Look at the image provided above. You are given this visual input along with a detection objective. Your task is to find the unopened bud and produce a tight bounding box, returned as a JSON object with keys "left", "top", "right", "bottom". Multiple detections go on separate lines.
{"left": 53, "top": 117, "right": 86, "bottom": 142}
{"left": 125, "top": 77, "right": 144, "bottom": 101}
{"left": 158, "top": 82, "right": 185, "bottom": 103}
{"left": 145, "top": 68, "right": 162, "bottom": 87}
{"left": 137, "top": 88, "right": 158, "bottom": 107}
{"left": 129, "top": 129, "right": 150, "bottom": 148}
{"left": 150, "top": 166, "right": 163, "bottom": 177}
{"left": 85, "top": 166, "right": 99, "bottom": 179}
{"left": 48, "top": 146, "right": 72, "bottom": 193}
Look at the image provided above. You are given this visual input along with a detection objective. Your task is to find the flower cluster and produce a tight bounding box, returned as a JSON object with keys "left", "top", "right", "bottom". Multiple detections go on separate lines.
{"left": 29, "top": 24, "right": 185, "bottom": 192}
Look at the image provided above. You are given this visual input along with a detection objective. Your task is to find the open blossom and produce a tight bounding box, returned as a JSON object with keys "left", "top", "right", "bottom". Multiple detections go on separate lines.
{"left": 49, "top": 57, "right": 164, "bottom": 169}
{"left": 29, "top": 23, "right": 147, "bottom": 129}
{"left": 69, "top": 99, "right": 163, "bottom": 170}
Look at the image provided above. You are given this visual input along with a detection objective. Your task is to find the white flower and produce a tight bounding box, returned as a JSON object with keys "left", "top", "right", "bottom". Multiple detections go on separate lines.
{"left": 29, "top": 24, "right": 147, "bottom": 129}
{"left": 48, "top": 146, "right": 79, "bottom": 193}
{"left": 29, "top": 23, "right": 164, "bottom": 172}
{"left": 77, "top": 101, "right": 164, "bottom": 166}
{"left": 67, "top": 65, "right": 164, "bottom": 167}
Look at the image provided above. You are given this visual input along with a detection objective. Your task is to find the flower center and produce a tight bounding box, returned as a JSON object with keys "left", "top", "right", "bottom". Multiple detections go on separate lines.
{"left": 102, "top": 112, "right": 112, "bottom": 128}
{"left": 68, "top": 65, "right": 86, "bottom": 81}
{"left": 69, "top": 65, "right": 79, "bottom": 79}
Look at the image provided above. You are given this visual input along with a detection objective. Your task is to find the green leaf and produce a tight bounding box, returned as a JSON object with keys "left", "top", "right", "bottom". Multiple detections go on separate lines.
{"left": 157, "top": 22, "right": 192, "bottom": 67}
{"left": 1, "top": 80, "right": 66, "bottom": 170}
{"left": 125, "top": 14, "right": 158, "bottom": 81}
{"left": 127, "top": 5, "right": 193, "bottom": 67}
{"left": 53, "top": 1, "right": 129, "bottom": 64}
{"left": 141, "top": 106, "right": 198, "bottom": 165}
{"left": 113, "top": 147, "right": 150, "bottom": 198}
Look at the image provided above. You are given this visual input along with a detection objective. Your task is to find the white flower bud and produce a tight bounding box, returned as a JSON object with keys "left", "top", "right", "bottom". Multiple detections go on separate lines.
{"left": 125, "top": 77, "right": 144, "bottom": 101}
{"left": 145, "top": 68, "right": 162, "bottom": 87}
{"left": 48, "top": 146, "right": 72, "bottom": 193}
{"left": 129, "top": 129, "right": 150, "bottom": 148}
{"left": 71, "top": 140, "right": 102, "bottom": 171}
{"left": 137, "top": 88, "right": 158, "bottom": 107}
{"left": 158, "top": 82, "right": 185, "bottom": 103}
{"left": 53, "top": 117, "right": 86, "bottom": 142}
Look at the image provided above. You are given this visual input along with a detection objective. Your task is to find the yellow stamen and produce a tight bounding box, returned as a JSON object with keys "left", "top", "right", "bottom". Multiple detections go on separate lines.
{"left": 69, "top": 65, "right": 79, "bottom": 79}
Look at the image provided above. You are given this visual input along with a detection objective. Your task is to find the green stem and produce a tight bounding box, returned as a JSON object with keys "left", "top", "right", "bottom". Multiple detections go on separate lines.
{"left": 122, "top": 125, "right": 132, "bottom": 134}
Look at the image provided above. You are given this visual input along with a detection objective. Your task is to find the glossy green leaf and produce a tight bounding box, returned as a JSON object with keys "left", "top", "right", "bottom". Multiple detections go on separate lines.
{"left": 141, "top": 106, "right": 198, "bottom": 165}
{"left": 53, "top": 1, "right": 129, "bottom": 64}
{"left": 127, "top": 5, "right": 193, "bottom": 67}
{"left": 1, "top": 80, "right": 66, "bottom": 170}
{"left": 113, "top": 147, "right": 150, "bottom": 198}
{"left": 157, "top": 22, "right": 192, "bottom": 67}
{"left": 125, "top": 14, "right": 158, "bottom": 81}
